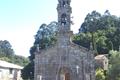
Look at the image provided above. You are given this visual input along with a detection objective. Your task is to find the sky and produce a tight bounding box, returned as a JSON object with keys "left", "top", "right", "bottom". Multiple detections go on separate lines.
{"left": 0, "top": 0, "right": 120, "bottom": 57}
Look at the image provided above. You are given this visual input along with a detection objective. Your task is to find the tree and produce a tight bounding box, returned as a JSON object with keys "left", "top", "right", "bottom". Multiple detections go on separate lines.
{"left": 73, "top": 32, "right": 91, "bottom": 49}
{"left": 0, "top": 40, "right": 29, "bottom": 66}
{"left": 106, "top": 28, "right": 120, "bottom": 50}
{"left": 73, "top": 30, "right": 108, "bottom": 55}
{"left": 12, "top": 55, "right": 29, "bottom": 66}
{"left": 21, "top": 21, "right": 58, "bottom": 79}
{"left": 79, "top": 10, "right": 101, "bottom": 33}
{"left": 0, "top": 40, "right": 14, "bottom": 57}
{"left": 77, "top": 10, "right": 120, "bottom": 55}
{"left": 21, "top": 61, "right": 34, "bottom": 80}
{"left": 29, "top": 21, "right": 58, "bottom": 61}
{"left": 79, "top": 11, "right": 102, "bottom": 55}
{"left": 0, "top": 40, "right": 29, "bottom": 68}
{"left": 108, "top": 50, "right": 120, "bottom": 80}
{"left": 34, "top": 21, "right": 58, "bottom": 49}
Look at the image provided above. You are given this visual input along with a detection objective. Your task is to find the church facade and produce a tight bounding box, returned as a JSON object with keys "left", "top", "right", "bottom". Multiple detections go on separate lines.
{"left": 34, "top": 0, "right": 95, "bottom": 80}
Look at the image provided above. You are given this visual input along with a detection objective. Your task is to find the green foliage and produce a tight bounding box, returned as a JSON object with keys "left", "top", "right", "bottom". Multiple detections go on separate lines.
{"left": 29, "top": 21, "right": 58, "bottom": 61}
{"left": 108, "top": 50, "right": 120, "bottom": 80}
{"left": 95, "top": 68, "right": 105, "bottom": 80}
{"left": 76, "top": 10, "right": 120, "bottom": 55}
{"left": 34, "top": 21, "right": 58, "bottom": 49}
{"left": 0, "top": 40, "right": 14, "bottom": 57}
{"left": 73, "top": 30, "right": 108, "bottom": 54}
{"left": 80, "top": 10, "right": 101, "bottom": 32}
{"left": 12, "top": 55, "right": 29, "bottom": 66}
{"left": 21, "top": 61, "right": 34, "bottom": 80}
{"left": 73, "top": 32, "right": 91, "bottom": 48}
{"left": 0, "top": 57, "right": 11, "bottom": 62}
{"left": 0, "top": 40, "right": 29, "bottom": 66}
{"left": 80, "top": 10, "right": 118, "bottom": 33}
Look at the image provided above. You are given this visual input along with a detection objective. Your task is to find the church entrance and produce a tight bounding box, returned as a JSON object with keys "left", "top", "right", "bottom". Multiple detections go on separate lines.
{"left": 60, "top": 73, "right": 70, "bottom": 80}
{"left": 65, "top": 73, "right": 70, "bottom": 80}
{"left": 59, "top": 67, "right": 71, "bottom": 80}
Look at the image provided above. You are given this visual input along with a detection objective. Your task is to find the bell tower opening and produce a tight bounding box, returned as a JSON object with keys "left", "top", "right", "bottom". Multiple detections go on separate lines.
{"left": 62, "top": 0, "right": 70, "bottom": 7}
{"left": 63, "top": 1, "right": 65, "bottom": 7}
{"left": 61, "top": 13, "right": 67, "bottom": 26}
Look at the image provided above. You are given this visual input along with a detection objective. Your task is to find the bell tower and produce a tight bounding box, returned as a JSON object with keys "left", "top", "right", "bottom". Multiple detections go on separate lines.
{"left": 57, "top": 0, "right": 72, "bottom": 47}
{"left": 57, "top": 0, "right": 72, "bottom": 32}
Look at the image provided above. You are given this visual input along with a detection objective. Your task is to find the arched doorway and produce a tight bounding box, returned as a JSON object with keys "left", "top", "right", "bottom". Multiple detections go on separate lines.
{"left": 59, "top": 67, "right": 71, "bottom": 80}
{"left": 60, "top": 73, "right": 70, "bottom": 80}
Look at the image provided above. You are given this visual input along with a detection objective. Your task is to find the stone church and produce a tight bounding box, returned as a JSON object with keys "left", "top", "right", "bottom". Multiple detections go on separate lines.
{"left": 34, "top": 0, "right": 95, "bottom": 80}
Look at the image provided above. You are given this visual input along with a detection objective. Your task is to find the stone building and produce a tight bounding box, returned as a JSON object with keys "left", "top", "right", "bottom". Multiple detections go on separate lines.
{"left": 95, "top": 55, "right": 108, "bottom": 70}
{"left": 0, "top": 60, "right": 23, "bottom": 80}
{"left": 34, "top": 0, "right": 95, "bottom": 80}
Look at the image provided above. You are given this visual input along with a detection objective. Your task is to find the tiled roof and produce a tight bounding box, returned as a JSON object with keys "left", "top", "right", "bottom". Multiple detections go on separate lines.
{"left": 0, "top": 60, "right": 23, "bottom": 69}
